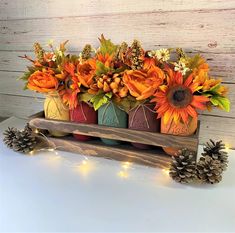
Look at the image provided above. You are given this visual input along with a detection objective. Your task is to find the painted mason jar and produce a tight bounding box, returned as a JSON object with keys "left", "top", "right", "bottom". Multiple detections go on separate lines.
{"left": 161, "top": 117, "right": 198, "bottom": 156}
{"left": 70, "top": 102, "right": 97, "bottom": 141}
{"left": 44, "top": 92, "right": 70, "bottom": 137}
{"left": 128, "top": 103, "right": 160, "bottom": 149}
{"left": 98, "top": 102, "right": 127, "bottom": 145}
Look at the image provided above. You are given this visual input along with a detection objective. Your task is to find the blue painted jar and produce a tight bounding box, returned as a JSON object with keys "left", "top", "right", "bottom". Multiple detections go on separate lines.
{"left": 98, "top": 102, "right": 127, "bottom": 145}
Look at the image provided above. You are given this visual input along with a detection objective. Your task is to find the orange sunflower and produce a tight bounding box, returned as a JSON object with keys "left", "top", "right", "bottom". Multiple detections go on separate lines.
{"left": 151, "top": 71, "right": 209, "bottom": 125}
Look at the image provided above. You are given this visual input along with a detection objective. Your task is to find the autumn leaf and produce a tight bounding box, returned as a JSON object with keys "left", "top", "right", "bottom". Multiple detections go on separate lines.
{"left": 98, "top": 34, "right": 118, "bottom": 56}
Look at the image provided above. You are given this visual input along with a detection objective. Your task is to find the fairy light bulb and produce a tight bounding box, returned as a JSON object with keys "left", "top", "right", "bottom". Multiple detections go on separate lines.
{"left": 82, "top": 160, "right": 87, "bottom": 165}
{"left": 162, "top": 169, "right": 169, "bottom": 175}
{"left": 122, "top": 161, "right": 131, "bottom": 169}
{"left": 225, "top": 143, "right": 230, "bottom": 152}
{"left": 29, "top": 150, "right": 34, "bottom": 155}
{"left": 117, "top": 170, "right": 129, "bottom": 178}
{"left": 34, "top": 129, "right": 39, "bottom": 134}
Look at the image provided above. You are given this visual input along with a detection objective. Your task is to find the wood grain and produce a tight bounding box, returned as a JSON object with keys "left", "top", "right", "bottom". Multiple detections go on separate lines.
{"left": 48, "top": 136, "right": 172, "bottom": 169}
{"left": 199, "top": 115, "right": 235, "bottom": 149}
{"left": 0, "top": 10, "right": 235, "bottom": 53}
{"left": 0, "top": 94, "right": 43, "bottom": 117}
{"left": 0, "top": 71, "right": 43, "bottom": 98}
{"left": 1, "top": 0, "right": 234, "bottom": 20}
{"left": 1, "top": 52, "right": 235, "bottom": 82}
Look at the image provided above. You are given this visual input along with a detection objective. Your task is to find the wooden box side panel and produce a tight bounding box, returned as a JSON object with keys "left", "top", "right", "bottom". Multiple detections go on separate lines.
{"left": 29, "top": 115, "right": 199, "bottom": 152}
{"left": 49, "top": 137, "right": 172, "bottom": 169}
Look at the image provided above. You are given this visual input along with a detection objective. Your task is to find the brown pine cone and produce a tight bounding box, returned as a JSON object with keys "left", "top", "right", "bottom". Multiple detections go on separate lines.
{"left": 169, "top": 148, "right": 197, "bottom": 183}
{"left": 197, "top": 155, "right": 223, "bottom": 184}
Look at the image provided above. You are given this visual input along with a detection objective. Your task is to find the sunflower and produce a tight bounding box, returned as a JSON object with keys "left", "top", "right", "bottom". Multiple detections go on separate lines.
{"left": 151, "top": 71, "right": 209, "bottom": 125}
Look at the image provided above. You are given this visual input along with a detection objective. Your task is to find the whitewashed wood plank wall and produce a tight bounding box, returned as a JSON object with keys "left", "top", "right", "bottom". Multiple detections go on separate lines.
{"left": 0, "top": 0, "right": 235, "bottom": 148}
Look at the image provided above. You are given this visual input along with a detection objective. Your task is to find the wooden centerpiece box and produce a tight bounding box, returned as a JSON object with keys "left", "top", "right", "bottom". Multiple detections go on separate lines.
{"left": 29, "top": 111, "right": 200, "bottom": 169}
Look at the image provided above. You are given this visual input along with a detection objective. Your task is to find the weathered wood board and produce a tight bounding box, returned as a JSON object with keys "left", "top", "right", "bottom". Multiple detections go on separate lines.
{"left": 1, "top": 0, "right": 235, "bottom": 20}
{"left": 48, "top": 136, "right": 172, "bottom": 169}
{"left": 1, "top": 10, "right": 235, "bottom": 53}
{"left": 29, "top": 113, "right": 199, "bottom": 152}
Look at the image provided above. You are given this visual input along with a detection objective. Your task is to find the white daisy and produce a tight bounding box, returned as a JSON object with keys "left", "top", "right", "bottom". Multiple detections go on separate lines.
{"left": 174, "top": 61, "right": 190, "bottom": 75}
{"left": 155, "top": 48, "right": 170, "bottom": 62}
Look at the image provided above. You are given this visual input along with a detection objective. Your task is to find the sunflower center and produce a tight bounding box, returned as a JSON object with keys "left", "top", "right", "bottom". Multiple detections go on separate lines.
{"left": 173, "top": 90, "right": 185, "bottom": 102}
{"left": 167, "top": 85, "right": 192, "bottom": 108}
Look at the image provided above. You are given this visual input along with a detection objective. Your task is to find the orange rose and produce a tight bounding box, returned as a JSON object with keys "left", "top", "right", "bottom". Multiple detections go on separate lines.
{"left": 123, "top": 65, "right": 165, "bottom": 100}
{"left": 76, "top": 58, "right": 96, "bottom": 87}
{"left": 27, "top": 69, "right": 58, "bottom": 93}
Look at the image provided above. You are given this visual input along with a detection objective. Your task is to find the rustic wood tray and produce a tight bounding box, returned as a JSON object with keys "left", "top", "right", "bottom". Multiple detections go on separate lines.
{"left": 29, "top": 111, "right": 199, "bottom": 168}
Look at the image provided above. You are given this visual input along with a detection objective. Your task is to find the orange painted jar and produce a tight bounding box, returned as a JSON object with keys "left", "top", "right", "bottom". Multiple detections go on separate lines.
{"left": 161, "top": 117, "right": 198, "bottom": 156}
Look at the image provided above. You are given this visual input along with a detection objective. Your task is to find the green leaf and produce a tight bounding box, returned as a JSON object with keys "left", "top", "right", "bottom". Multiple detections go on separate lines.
{"left": 23, "top": 82, "right": 28, "bottom": 90}
{"left": 95, "top": 61, "right": 111, "bottom": 76}
{"left": 105, "top": 92, "right": 112, "bottom": 98}
{"left": 79, "top": 93, "right": 94, "bottom": 104}
{"left": 210, "top": 95, "right": 230, "bottom": 112}
{"left": 90, "top": 91, "right": 112, "bottom": 110}
{"left": 187, "top": 54, "right": 203, "bottom": 70}
{"left": 19, "top": 71, "right": 32, "bottom": 81}
{"left": 98, "top": 34, "right": 118, "bottom": 56}
{"left": 115, "top": 96, "right": 144, "bottom": 113}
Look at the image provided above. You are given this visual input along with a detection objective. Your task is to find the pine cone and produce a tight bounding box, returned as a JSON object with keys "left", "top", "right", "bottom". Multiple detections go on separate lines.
{"left": 197, "top": 155, "right": 223, "bottom": 184}
{"left": 202, "top": 140, "right": 228, "bottom": 171}
{"left": 116, "top": 42, "right": 128, "bottom": 62}
{"left": 81, "top": 44, "right": 92, "bottom": 60}
{"left": 12, "top": 130, "right": 37, "bottom": 153}
{"left": 33, "top": 42, "right": 44, "bottom": 62}
{"left": 169, "top": 148, "right": 197, "bottom": 183}
{"left": 176, "top": 48, "right": 186, "bottom": 59}
{"left": 3, "top": 127, "right": 17, "bottom": 149}
{"left": 130, "top": 39, "right": 144, "bottom": 70}
{"left": 24, "top": 123, "right": 33, "bottom": 133}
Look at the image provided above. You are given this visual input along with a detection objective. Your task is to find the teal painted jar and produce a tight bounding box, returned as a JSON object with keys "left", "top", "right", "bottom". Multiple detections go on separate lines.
{"left": 98, "top": 102, "right": 127, "bottom": 145}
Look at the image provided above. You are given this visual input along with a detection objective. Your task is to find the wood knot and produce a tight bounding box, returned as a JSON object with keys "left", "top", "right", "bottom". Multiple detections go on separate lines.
{"left": 208, "top": 41, "right": 217, "bottom": 48}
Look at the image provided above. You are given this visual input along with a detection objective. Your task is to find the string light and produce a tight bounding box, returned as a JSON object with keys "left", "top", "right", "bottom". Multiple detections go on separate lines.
{"left": 225, "top": 143, "right": 230, "bottom": 152}
{"left": 117, "top": 170, "right": 129, "bottom": 178}
{"left": 34, "top": 129, "right": 39, "bottom": 134}
{"left": 28, "top": 150, "right": 34, "bottom": 155}
{"left": 77, "top": 159, "right": 94, "bottom": 177}
{"left": 82, "top": 160, "right": 87, "bottom": 165}
{"left": 162, "top": 168, "right": 169, "bottom": 175}
{"left": 121, "top": 161, "right": 131, "bottom": 169}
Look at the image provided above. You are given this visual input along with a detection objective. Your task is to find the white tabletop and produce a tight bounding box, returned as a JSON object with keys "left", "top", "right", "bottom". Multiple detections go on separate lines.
{"left": 0, "top": 117, "right": 235, "bottom": 232}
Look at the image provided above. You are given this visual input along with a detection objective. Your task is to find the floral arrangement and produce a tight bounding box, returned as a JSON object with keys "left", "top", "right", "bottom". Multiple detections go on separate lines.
{"left": 19, "top": 35, "right": 230, "bottom": 151}
{"left": 20, "top": 35, "right": 230, "bottom": 118}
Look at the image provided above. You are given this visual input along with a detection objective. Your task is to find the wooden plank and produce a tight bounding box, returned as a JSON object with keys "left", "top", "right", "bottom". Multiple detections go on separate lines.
{"left": 199, "top": 115, "right": 235, "bottom": 149}
{"left": 1, "top": 0, "right": 234, "bottom": 20}
{"left": 0, "top": 94, "right": 43, "bottom": 117}
{"left": 0, "top": 116, "right": 7, "bottom": 122}
{"left": 1, "top": 52, "right": 235, "bottom": 83}
{"left": 0, "top": 10, "right": 235, "bottom": 53}
{"left": 0, "top": 71, "right": 43, "bottom": 98}
{"left": 29, "top": 116, "right": 199, "bottom": 151}
{"left": 48, "top": 136, "right": 172, "bottom": 169}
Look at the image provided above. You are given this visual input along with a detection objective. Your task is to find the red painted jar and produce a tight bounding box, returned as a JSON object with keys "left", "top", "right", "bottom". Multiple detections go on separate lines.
{"left": 128, "top": 103, "right": 160, "bottom": 149}
{"left": 70, "top": 102, "right": 97, "bottom": 141}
